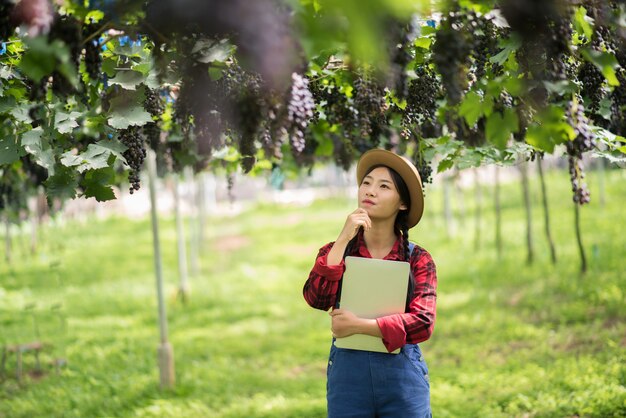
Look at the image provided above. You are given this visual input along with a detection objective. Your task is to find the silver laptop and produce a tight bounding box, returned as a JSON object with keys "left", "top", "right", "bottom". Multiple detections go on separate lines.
{"left": 334, "top": 256, "right": 410, "bottom": 354}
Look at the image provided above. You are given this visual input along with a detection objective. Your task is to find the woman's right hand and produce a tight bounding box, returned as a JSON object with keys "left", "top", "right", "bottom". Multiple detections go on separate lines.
{"left": 326, "top": 208, "right": 371, "bottom": 266}
{"left": 337, "top": 208, "right": 372, "bottom": 243}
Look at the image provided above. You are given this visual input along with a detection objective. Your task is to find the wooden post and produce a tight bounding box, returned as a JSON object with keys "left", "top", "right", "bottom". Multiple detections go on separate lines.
{"left": 494, "top": 165, "right": 502, "bottom": 260}
{"left": 537, "top": 157, "right": 557, "bottom": 264}
{"left": 520, "top": 161, "right": 534, "bottom": 265}
{"left": 174, "top": 174, "right": 189, "bottom": 301}
{"left": 474, "top": 168, "right": 481, "bottom": 250}
{"left": 146, "top": 149, "right": 175, "bottom": 389}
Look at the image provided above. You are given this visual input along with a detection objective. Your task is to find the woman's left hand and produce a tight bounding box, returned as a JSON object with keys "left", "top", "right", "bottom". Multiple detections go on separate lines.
{"left": 329, "top": 308, "right": 361, "bottom": 338}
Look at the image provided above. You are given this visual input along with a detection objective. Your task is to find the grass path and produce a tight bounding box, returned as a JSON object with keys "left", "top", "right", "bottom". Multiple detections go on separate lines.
{"left": 1, "top": 168, "right": 625, "bottom": 417}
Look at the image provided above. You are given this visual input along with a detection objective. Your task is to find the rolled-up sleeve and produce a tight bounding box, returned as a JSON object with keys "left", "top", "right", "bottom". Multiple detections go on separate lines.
{"left": 376, "top": 248, "right": 437, "bottom": 352}
{"left": 303, "top": 242, "right": 345, "bottom": 311}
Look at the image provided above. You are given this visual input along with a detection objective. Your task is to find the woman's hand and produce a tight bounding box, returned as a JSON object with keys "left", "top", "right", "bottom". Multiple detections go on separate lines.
{"left": 338, "top": 208, "right": 372, "bottom": 243}
{"left": 330, "top": 308, "right": 383, "bottom": 339}
{"left": 326, "top": 208, "right": 372, "bottom": 266}
{"left": 330, "top": 308, "right": 360, "bottom": 338}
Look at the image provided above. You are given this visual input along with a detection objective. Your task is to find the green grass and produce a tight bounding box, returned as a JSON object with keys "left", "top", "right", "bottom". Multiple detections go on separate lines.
{"left": 1, "top": 166, "right": 625, "bottom": 417}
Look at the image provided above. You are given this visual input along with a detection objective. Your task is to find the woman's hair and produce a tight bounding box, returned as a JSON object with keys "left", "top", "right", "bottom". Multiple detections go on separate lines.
{"left": 343, "top": 164, "right": 415, "bottom": 311}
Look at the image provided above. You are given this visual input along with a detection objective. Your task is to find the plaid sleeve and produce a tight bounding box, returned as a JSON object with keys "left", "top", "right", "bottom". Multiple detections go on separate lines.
{"left": 303, "top": 242, "right": 345, "bottom": 311}
{"left": 376, "top": 247, "right": 437, "bottom": 352}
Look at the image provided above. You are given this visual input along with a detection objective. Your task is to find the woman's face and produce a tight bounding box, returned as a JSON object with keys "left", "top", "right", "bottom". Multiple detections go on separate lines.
{"left": 358, "top": 167, "right": 407, "bottom": 223}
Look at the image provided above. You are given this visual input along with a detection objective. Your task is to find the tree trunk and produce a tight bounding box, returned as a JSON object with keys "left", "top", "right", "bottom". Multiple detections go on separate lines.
{"left": 574, "top": 203, "right": 587, "bottom": 274}
{"left": 537, "top": 157, "right": 557, "bottom": 264}
{"left": 474, "top": 168, "right": 481, "bottom": 250}
{"left": 443, "top": 175, "right": 455, "bottom": 238}
{"left": 146, "top": 149, "right": 175, "bottom": 389}
{"left": 174, "top": 174, "right": 190, "bottom": 301}
{"left": 520, "top": 161, "right": 534, "bottom": 264}
{"left": 494, "top": 165, "right": 502, "bottom": 260}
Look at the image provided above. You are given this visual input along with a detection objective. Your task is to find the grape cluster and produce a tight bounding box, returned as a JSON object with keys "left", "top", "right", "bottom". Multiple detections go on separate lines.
{"left": 471, "top": 14, "right": 499, "bottom": 80}
{"left": 578, "top": 62, "right": 604, "bottom": 114}
{"left": 610, "top": 68, "right": 626, "bottom": 136}
{"left": 309, "top": 77, "right": 356, "bottom": 128}
{"left": 404, "top": 66, "right": 439, "bottom": 136}
{"left": 432, "top": 10, "right": 472, "bottom": 104}
{"left": 143, "top": 88, "right": 164, "bottom": 158}
{"left": 119, "top": 126, "right": 146, "bottom": 194}
{"left": 287, "top": 72, "right": 315, "bottom": 155}
{"left": 0, "top": 0, "right": 16, "bottom": 40}
{"left": 235, "top": 89, "right": 263, "bottom": 173}
{"left": 413, "top": 144, "right": 433, "bottom": 186}
{"left": 352, "top": 74, "right": 386, "bottom": 150}
{"left": 565, "top": 99, "right": 596, "bottom": 205}
{"left": 83, "top": 20, "right": 102, "bottom": 80}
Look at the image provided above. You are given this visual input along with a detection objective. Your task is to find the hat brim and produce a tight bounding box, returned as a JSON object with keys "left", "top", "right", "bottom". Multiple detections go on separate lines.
{"left": 356, "top": 149, "right": 424, "bottom": 229}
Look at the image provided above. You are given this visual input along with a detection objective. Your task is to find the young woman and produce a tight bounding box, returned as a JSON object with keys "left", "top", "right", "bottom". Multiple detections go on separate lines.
{"left": 303, "top": 149, "right": 437, "bottom": 418}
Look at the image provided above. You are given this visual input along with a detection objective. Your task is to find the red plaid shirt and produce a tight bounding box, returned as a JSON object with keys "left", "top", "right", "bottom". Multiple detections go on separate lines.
{"left": 303, "top": 230, "right": 437, "bottom": 353}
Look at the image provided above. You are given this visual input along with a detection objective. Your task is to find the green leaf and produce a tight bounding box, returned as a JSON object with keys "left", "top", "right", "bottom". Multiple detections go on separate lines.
{"left": 413, "top": 37, "right": 432, "bottom": 49}
{"left": 193, "top": 39, "right": 234, "bottom": 63}
{"left": 574, "top": 6, "right": 593, "bottom": 40}
{"left": 19, "top": 37, "right": 56, "bottom": 82}
{"left": 54, "top": 111, "right": 81, "bottom": 134}
{"left": 108, "top": 70, "right": 146, "bottom": 90}
{"left": 619, "top": 145, "right": 626, "bottom": 154}
{"left": 525, "top": 107, "right": 572, "bottom": 153}
{"left": 60, "top": 141, "right": 126, "bottom": 172}
{"left": 437, "top": 158, "right": 454, "bottom": 173}
{"left": 581, "top": 48, "right": 620, "bottom": 86}
{"left": 0, "top": 135, "right": 22, "bottom": 165}
{"left": 107, "top": 89, "right": 153, "bottom": 129}
{"left": 82, "top": 168, "right": 117, "bottom": 202}
{"left": 459, "top": 91, "right": 483, "bottom": 126}
{"left": 0, "top": 96, "right": 16, "bottom": 114}
{"left": 21, "top": 127, "right": 55, "bottom": 175}
{"left": 486, "top": 108, "right": 519, "bottom": 149}
{"left": 44, "top": 166, "right": 78, "bottom": 201}
{"left": 490, "top": 36, "right": 520, "bottom": 66}
{"left": 543, "top": 80, "right": 578, "bottom": 95}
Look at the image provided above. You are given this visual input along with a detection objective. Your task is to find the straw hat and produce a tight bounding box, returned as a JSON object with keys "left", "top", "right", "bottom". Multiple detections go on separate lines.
{"left": 356, "top": 149, "right": 424, "bottom": 228}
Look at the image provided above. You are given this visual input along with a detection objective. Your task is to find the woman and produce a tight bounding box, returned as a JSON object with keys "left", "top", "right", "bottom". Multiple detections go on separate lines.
{"left": 303, "top": 149, "right": 437, "bottom": 418}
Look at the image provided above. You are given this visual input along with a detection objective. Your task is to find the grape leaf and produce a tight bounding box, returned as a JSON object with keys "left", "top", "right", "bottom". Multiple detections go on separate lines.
{"left": 574, "top": 7, "right": 594, "bottom": 41}
{"left": 19, "top": 37, "right": 56, "bottom": 82}
{"left": 44, "top": 166, "right": 78, "bottom": 201}
{"left": 54, "top": 111, "right": 82, "bottom": 134}
{"left": 486, "top": 108, "right": 518, "bottom": 149}
{"left": 108, "top": 70, "right": 145, "bottom": 90}
{"left": 81, "top": 167, "right": 116, "bottom": 202}
{"left": 107, "top": 89, "right": 152, "bottom": 129}
{"left": 437, "top": 158, "right": 454, "bottom": 173}
{"left": 459, "top": 91, "right": 484, "bottom": 126}
{"left": 0, "top": 136, "right": 23, "bottom": 165}
{"left": 60, "top": 140, "right": 127, "bottom": 172}
{"left": 21, "top": 128, "right": 56, "bottom": 175}
{"left": 0, "top": 96, "right": 16, "bottom": 114}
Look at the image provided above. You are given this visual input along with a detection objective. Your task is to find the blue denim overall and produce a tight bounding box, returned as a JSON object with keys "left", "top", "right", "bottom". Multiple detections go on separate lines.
{"left": 326, "top": 341, "right": 431, "bottom": 418}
